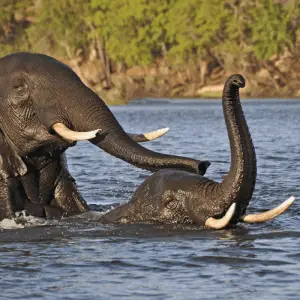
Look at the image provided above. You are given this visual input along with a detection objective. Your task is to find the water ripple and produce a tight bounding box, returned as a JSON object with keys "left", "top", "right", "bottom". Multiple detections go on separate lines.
{"left": 1, "top": 99, "right": 300, "bottom": 299}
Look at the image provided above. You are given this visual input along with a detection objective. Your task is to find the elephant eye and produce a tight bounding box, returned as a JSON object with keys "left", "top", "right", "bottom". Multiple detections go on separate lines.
{"left": 13, "top": 78, "right": 28, "bottom": 94}
{"left": 14, "top": 82, "right": 24, "bottom": 90}
{"left": 164, "top": 196, "right": 178, "bottom": 211}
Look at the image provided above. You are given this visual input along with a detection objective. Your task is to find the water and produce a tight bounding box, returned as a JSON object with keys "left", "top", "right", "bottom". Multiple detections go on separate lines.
{"left": 1, "top": 99, "right": 300, "bottom": 299}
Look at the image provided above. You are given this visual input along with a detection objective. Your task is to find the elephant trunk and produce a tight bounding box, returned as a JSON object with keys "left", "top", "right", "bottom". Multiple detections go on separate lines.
{"left": 68, "top": 96, "right": 209, "bottom": 175}
{"left": 91, "top": 123, "right": 207, "bottom": 174}
{"left": 218, "top": 75, "right": 257, "bottom": 222}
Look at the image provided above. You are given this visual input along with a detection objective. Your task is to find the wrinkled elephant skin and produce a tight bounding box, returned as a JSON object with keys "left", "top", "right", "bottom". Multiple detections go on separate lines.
{"left": 0, "top": 52, "right": 210, "bottom": 221}
{"left": 101, "top": 75, "right": 295, "bottom": 229}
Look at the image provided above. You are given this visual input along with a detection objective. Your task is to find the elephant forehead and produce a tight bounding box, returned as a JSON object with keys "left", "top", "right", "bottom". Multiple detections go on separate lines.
{"left": 0, "top": 52, "right": 76, "bottom": 80}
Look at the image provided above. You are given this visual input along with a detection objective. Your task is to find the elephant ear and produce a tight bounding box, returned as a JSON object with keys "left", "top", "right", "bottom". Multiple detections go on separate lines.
{"left": 0, "top": 131, "right": 27, "bottom": 179}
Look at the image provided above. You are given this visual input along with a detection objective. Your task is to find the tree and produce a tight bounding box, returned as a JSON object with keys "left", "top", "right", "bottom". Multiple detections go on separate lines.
{"left": 27, "top": 0, "right": 89, "bottom": 58}
{"left": 249, "top": 0, "right": 295, "bottom": 60}
{"left": 0, "top": 0, "right": 33, "bottom": 57}
{"left": 165, "top": 1, "right": 227, "bottom": 61}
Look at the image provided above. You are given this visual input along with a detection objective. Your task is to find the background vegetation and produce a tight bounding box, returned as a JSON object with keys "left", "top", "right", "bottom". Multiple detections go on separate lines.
{"left": 1, "top": 0, "right": 299, "bottom": 103}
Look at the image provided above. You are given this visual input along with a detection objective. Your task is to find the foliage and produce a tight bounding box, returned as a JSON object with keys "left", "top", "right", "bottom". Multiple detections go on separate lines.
{"left": 89, "top": 0, "right": 171, "bottom": 66}
{"left": 165, "top": 0, "right": 228, "bottom": 63}
{"left": 0, "top": 0, "right": 299, "bottom": 69}
{"left": 0, "top": 0, "right": 34, "bottom": 57}
{"left": 249, "top": 0, "right": 295, "bottom": 60}
{"left": 26, "top": 0, "right": 90, "bottom": 57}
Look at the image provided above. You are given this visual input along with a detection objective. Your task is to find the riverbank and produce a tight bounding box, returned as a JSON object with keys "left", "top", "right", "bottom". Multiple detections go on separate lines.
{"left": 2, "top": 0, "right": 299, "bottom": 105}
{"left": 67, "top": 52, "right": 300, "bottom": 105}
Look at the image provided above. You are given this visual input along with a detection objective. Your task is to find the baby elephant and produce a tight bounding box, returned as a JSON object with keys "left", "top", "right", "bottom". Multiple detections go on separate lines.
{"left": 101, "top": 74, "right": 295, "bottom": 229}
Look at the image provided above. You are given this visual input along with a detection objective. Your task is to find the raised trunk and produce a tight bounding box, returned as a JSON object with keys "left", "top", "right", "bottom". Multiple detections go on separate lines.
{"left": 219, "top": 78, "right": 257, "bottom": 222}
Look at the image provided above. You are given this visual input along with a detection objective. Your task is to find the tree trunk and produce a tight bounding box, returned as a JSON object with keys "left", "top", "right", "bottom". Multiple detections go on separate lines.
{"left": 95, "top": 38, "right": 112, "bottom": 89}
{"left": 199, "top": 59, "right": 208, "bottom": 85}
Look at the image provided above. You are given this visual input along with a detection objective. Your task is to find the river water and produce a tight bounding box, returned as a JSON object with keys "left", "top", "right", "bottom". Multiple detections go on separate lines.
{"left": 1, "top": 99, "right": 300, "bottom": 299}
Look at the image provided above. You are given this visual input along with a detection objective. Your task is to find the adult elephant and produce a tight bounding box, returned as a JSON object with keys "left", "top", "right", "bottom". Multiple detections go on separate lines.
{"left": 101, "top": 74, "right": 295, "bottom": 229}
{"left": 0, "top": 52, "right": 210, "bottom": 221}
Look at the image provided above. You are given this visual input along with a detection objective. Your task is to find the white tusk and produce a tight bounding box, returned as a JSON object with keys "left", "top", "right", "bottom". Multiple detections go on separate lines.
{"left": 128, "top": 127, "right": 169, "bottom": 142}
{"left": 52, "top": 123, "right": 101, "bottom": 141}
{"left": 205, "top": 203, "right": 236, "bottom": 230}
{"left": 240, "top": 196, "right": 295, "bottom": 224}
{"left": 143, "top": 127, "right": 169, "bottom": 141}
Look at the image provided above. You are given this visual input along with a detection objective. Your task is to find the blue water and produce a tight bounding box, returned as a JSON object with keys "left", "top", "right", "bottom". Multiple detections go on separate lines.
{"left": 1, "top": 99, "right": 300, "bottom": 299}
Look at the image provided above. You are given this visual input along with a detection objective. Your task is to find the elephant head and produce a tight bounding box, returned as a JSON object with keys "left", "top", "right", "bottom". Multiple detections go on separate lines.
{"left": 0, "top": 52, "right": 210, "bottom": 177}
{"left": 101, "top": 74, "right": 295, "bottom": 229}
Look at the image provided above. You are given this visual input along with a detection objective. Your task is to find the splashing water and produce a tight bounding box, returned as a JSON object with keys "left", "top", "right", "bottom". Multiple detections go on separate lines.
{"left": 0, "top": 211, "right": 49, "bottom": 230}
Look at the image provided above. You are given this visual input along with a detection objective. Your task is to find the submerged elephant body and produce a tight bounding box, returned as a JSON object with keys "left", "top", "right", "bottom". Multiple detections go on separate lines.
{"left": 102, "top": 75, "right": 294, "bottom": 228}
{"left": 0, "top": 52, "right": 209, "bottom": 221}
